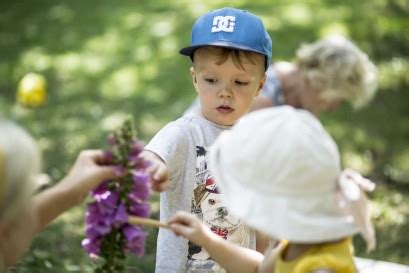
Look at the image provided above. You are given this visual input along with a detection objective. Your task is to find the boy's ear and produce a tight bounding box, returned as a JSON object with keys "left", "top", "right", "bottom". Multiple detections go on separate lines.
{"left": 255, "top": 73, "right": 267, "bottom": 96}
{"left": 190, "top": 67, "right": 198, "bottom": 88}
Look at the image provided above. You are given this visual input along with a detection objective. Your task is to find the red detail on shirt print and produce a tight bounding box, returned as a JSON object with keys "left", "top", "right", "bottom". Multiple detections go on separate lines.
{"left": 210, "top": 226, "right": 229, "bottom": 239}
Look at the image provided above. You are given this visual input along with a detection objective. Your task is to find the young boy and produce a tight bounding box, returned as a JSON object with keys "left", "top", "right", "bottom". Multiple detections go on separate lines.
{"left": 141, "top": 7, "right": 272, "bottom": 273}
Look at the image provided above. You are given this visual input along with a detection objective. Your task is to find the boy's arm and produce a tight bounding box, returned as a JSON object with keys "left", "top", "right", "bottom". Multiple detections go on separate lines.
{"left": 142, "top": 122, "right": 189, "bottom": 192}
{"left": 169, "top": 211, "right": 264, "bottom": 273}
{"left": 32, "top": 150, "right": 116, "bottom": 233}
{"left": 139, "top": 150, "right": 169, "bottom": 192}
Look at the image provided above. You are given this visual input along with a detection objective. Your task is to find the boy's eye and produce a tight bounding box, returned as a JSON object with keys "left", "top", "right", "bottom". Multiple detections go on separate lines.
{"left": 235, "top": 80, "right": 249, "bottom": 86}
{"left": 205, "top": 78, "right": 216, "bottom": 83}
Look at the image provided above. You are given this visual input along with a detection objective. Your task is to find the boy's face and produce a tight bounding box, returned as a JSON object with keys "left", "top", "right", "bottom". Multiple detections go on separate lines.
{"left": 191, "top": 48, "right": 266, "bottom": 126}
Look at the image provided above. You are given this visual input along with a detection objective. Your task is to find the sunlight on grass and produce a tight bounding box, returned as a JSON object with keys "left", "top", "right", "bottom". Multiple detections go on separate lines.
{"left": 54, "top": 52, "right": 82, "bottom": 78}
{"left": 121, "top": 12, "right": 144, "bottom": 30}
{"left": 101, "top": 112, "right": 130, "bottom": 132}
{"left": 18, "top": 47, "right": 52, "bottom": 73}
{"left": 151, "top": 19, "right": 175, "bottom": 38}
{"left": 48, "top": 4, "right": 75, "bottom": 23}
{"left": 283, "top": 3, "right": 312, "bottom": 26}
{"left": 140, "top": 113, "right": 167, "bottom": 137}
{"left": 343, "top": 150, "right": 374, "bottom": 174}
{"left": 159, "top": 36, "right": 179, "bottom": 57}
{"left": 82, "top": 54, "right": 110, "bottom": 76}
{"left": 262, "top": 16, "right": 283, "bottom": 31}
{"left": 325, "top": 122, "right": 350, "bottom": 138}
{"left": 378, "top": 58, "right": 409, "bottom": 89}
{"left": 372, "top": 186, "right": 408, "bottom": 226}
{"left": 140, "top": 63, "right": 159, "bottom": 81}
{"left": 142, "top": 84, "right": 166, "bottom": 104}
{"left": 100, "top": 66, "right": 140, "bottom": 99}
{"left": 319, "top": 21, "right": 349, "bottom": 37}
{"left": 65, "top": 134, "right": 89, "bottom": 155}
{"left": 58, "top": 206, "right": 86, "bottom": 236}
{"left": 385, "top": 164, "right": 409, "bottom": 184}
{"left": 37, "top": 136, "right": 53, "bottom": 151}
{"left": 393, "top": 149, "right": 409, "bottom": 172}
{"left": 186, "top": 1, "right": 212, "bottom": 17}
{"left": 133, "top": 45, "right": 154, "bottom": 62}
{"left": 84, "top": 30, "right": 123, "bottom": 55}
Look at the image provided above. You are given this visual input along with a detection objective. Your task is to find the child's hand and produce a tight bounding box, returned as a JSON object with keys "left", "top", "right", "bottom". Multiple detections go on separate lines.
{"left": 139, "top": 151, "right": 169, "bottom": 192}
{"left": 169, "top": 211, "right": 213, "bottom": 247}
{"left": 58, "top": 150, "right": 117, "bottom": 204}
{"left": 257, "top": 240, "right": 287, "bottom": 273}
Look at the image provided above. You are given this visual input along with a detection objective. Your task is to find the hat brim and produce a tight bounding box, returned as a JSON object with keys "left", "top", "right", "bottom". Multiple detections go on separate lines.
{"left": 180, "top": 42, "right": 269, "bottom": 70}
{"left": 208, "top": 132, "right": 359, "bottom": 243}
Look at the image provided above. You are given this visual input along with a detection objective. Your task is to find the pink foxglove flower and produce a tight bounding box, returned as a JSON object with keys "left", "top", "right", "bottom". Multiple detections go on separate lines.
{"left": 82, "top": 118, "right": 151, "bottom": 273}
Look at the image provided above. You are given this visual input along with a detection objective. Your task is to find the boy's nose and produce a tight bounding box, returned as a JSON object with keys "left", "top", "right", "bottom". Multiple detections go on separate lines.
{"left": 218, "top": 85, "right": 233, "bottom": 98}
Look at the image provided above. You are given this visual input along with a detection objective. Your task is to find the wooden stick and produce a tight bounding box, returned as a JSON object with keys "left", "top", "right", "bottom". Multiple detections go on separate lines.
{"left": 128, "top": 216, "right": 170, "bottom": 229}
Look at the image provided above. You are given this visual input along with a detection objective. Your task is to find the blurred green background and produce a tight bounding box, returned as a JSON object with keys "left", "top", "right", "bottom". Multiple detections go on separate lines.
{"left": 0, "top": 0, "right": 408, "bottom": 272}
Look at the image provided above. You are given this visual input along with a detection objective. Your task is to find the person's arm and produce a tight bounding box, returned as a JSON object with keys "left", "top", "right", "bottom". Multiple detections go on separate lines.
{"left": 256, "top": 230, "right": 271, "bottom": 253}
{"left": 32, "top": 150, "right": 116, "bottom": 232}
{"left": 139, "top": 150, "right": 169, "bottom": 192}
{"left": 250, "top": 96, "right": 274, "bottom": 112}
{"left": 257, "top": 240, "right": 286, "bottom": 273}
{"left": 169, "top": 211, "right": 264, "bottom": 273}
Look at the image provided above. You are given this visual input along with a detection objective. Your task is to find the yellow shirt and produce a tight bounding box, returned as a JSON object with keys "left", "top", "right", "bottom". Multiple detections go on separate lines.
{"left": 275, "top": 238, "right": 357, "bottom": 273}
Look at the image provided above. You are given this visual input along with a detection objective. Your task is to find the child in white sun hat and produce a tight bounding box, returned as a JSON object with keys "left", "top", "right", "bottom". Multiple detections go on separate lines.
{"left": 169, "top": 106, "right": 376, "bottom": 273}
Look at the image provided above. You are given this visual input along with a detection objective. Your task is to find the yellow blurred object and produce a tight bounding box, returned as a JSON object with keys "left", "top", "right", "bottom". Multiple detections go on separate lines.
{"left": 17, "top": 73, "right": 47, "bottom": 107}
{"left": 294, "top": 254, "right": 354, "bottom": 273}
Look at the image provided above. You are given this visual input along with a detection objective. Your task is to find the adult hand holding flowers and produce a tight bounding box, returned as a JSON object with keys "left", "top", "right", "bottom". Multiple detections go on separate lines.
{"left": 33, "top": 150, "right": 118, "bottom": 233}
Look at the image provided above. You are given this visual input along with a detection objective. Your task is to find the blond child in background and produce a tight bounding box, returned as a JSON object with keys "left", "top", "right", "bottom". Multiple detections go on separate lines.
{"left": 170, "top": 106, "right": 376, "bottom": 273}
{"left": 140, "top": 7, "right": 272, "bottom": 273}
{"left": 0, "top": 119, "right": 118, "bottom": 270}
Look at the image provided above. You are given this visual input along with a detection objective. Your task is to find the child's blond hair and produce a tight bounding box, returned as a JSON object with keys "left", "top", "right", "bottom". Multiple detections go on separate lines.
{"left": 193, "top": 46, "right": 265, "bottom": 73}
{"left": 0, "top": 119, "right": 41, "bottom": 222}
{"left": 297, "top": 35, "right": 378, "bottom": 108}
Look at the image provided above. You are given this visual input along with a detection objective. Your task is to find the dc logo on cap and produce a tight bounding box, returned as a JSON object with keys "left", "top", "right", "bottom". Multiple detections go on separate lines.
{"left": 211, "top": 16, "right": 236, "bottom": 33}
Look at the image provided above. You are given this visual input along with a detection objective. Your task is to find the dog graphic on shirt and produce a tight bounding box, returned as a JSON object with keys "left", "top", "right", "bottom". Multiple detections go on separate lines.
{"left": 188, "top": 176, "right": 250, "bottom": 272}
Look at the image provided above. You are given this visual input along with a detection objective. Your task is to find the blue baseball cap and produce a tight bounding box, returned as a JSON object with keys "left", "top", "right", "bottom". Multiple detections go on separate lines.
{"left": 180, "top": 7, "right": 272, "bottom": 70}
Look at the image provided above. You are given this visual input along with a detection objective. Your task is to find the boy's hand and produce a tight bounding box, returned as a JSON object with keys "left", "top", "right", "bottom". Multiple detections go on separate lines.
{"left": 169, "top": 211, "right": 213, "bottom": 247}
{"left": 139, "top": 151, "right": 169, "bottom": 192}
{"left": 59, "top": 149, "right": 117, "bottom": 205}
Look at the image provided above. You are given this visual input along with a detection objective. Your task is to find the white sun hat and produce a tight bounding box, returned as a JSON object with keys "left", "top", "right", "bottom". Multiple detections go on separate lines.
{"left": 208, "top": 106, "right": 375, "bottom": 246}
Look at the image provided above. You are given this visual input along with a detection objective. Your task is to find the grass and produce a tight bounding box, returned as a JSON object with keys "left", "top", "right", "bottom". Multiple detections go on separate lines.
{"left": 1, "top": 0, "right": 408, "bottom": 271}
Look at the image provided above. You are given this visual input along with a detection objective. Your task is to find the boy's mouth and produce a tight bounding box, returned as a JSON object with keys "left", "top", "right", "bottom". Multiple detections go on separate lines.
{"left": 216, "top": 105, "right": 234, "bottom": 114}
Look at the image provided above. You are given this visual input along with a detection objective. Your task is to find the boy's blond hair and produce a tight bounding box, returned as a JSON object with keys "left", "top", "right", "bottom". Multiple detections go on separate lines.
{"left": 193, "top": 46, "right": 265, "bottom": 73}
{"left": 297, "top": 35, "right": 378, "bottom": 108}
{"left": 0, "top": 119, "right": 41, "bottom": 222}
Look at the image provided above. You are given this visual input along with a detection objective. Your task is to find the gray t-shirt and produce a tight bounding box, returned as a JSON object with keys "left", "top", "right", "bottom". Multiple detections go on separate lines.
{"left": 145, "top": 115, "right": 256, "bottom": 273}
